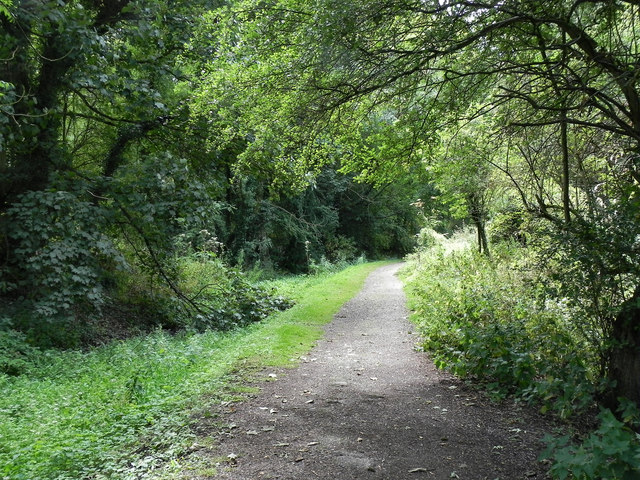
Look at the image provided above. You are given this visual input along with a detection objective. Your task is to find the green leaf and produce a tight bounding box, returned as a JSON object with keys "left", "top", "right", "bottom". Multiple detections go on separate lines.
{"left": 0, "top": 0, "right": 13, "bottom": 20}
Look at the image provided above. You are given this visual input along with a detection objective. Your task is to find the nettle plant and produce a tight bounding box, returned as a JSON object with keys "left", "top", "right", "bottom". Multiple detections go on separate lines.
{"left": 542, "top": 405, "right": 640, "bottom": 480}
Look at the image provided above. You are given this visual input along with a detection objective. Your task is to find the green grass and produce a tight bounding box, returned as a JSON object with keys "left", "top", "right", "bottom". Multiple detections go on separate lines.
{"left": 0, "top": 261, "right": 386, "bottom": 480}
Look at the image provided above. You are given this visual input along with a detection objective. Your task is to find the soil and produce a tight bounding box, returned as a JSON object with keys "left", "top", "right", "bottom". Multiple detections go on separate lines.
{"left": 194, "top": 263, "right": 557, "bottom": 479}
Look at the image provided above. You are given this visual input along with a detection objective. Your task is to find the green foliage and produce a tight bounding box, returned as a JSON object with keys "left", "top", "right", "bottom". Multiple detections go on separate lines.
{"left": 404, "top": 243, "right": 597, "bottom": 417}
{"left": 111, "top": 152, "right": 221, "bottom": 250}
{"left": 218, "top": 166, "right": 424, "bottom": 273}
{"left": 405, "top": 236, "right": 640, "bottom": 477}
{"left": 524, "top": 203, "right": 640, "bottom": 377}
{"left": 324, "top": 234, "right": 359, "bottom": 263}
{"left": 190, "top": 265, "right": 295, "bottom": 331}
{"left": 6, "top": 188, "right": 121, "bottom": 315}
{"left": 0, "top": 262, "right": 382, "bottom": 480}
{"left": 488, "top": 209, "right": 528, "bottom": 245}
{"left": 106, "top": 252, "right": 294, "bottom": 334}
{"left": 308, "top": 253, "right": 367, "bottom": 276}
{"left": 0, "top": 319, "right": 38, "bottom": 376}
{"left": 3, "top": 187, "right": 126, "bottom": 347}
{"left": 415, "top": 227, "right": 447, "bottom": 250}
{"left": 542, "top": 408, "right": 640, "bottom": 480}
{"left": 0, "top": 150, "right": 227, "bottom": 345}
{"left": 0, "top": 0, "right": 12, "bottom": 20}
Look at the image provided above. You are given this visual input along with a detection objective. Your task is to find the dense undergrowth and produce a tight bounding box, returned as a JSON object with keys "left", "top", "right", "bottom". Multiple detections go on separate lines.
{"left": 0, "top": 260, "right": 381, "bottom": 480}
{"left": 0, "top": 253, "right": 295, "bottom": 375}
{"left": 402, "top": 229, "right": 640, "bottom": 480}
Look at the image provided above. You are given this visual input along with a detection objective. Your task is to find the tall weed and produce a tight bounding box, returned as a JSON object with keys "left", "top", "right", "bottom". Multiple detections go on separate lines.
{"left": 403, "top": 243, "right": 595, "bottom": 414}
{"left": 402, "top": 240, "right": 640, "bottom": 478}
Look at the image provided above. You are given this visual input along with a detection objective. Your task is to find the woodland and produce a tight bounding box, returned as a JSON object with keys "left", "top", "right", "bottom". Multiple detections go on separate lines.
{"left": 1, "top": 0, "right": 640, "bottom": 478}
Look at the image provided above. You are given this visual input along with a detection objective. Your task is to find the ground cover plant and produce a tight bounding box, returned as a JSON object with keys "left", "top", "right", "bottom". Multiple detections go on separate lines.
{"left": 0, "top": 261, "right": 384, "bottom": 480}
{"left": 402, "top": 231, "right": 640, "bottom": 479}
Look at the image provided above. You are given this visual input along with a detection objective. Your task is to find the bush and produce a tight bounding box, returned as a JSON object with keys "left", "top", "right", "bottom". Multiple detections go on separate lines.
{"left": 404, "top": 244, "right": 597, "bottom": 416}
{"left": 0, "top": 322, "right": 39, "bottom": 376}
{"left": 176, "top": 254, "right": 294, "bottom": 331}
{"left": 5, "top": 189, "right": 122, "bottom": 322}
{"left": 325, "top": 234, "right": 359, "bottom": 263}
{"left": 488, "top": 208, "right": 527, "bottom": 245}
{"left": 542, "top": 407, "right": 640, "bottom": 480}
{"left": 403, "top": 238, "right": 640, "bottom": 478}
{"left": 415, "top": 227, "right": 447, "bottom": 250}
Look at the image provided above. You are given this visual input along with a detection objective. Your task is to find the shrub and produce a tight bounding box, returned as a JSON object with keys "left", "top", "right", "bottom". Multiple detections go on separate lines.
{"left": 404, "top": 244, "right": 597, "bottom": 416}
{"left": 6, "top": 189, "right": 122, "bottom": 322}
{"left": 403, "top": 238, "right": 640, "bottom": 477}
{"left": 0, "top": 321, "right": 39, "bottom": 376}
{"left": 415, "top": 227, "right": 447, "bottom": 250}
{"left": 488, "top": 208, "right": 527, "bottom": 245}
{"left": 542, "top": 407, "right": 640, "bottom": 480}
{"left": 325, "top": 234, "right": 359, "bottom": 263}
{"left": 176, "top": 255, "right": 294, "bottom": 331}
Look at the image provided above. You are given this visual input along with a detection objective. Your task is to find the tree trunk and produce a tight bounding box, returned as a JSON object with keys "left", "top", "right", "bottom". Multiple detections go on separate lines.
{"left": 609, "top": 285, "right": 640, "bottom": 408}
{"left": 472, "top": 217, "right": 489, "bottom": 256}
{"left": 467, "top": 193, "right": 490, "bottom": 256}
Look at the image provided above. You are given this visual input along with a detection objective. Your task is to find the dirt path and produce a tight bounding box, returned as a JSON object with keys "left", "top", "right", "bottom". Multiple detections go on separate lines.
{"left": 203, "top": 263, "right": 553, "bottom": 479}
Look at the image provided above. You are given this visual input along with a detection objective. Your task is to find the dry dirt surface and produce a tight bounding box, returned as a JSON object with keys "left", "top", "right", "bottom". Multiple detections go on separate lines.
{"left": 200, "top": 263, "right": 555, "bottom": 480}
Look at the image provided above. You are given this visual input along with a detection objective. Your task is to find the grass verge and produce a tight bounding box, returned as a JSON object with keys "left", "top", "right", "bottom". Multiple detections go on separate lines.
{"left": 0, "top": 261, "right": 388, "bottom": 480}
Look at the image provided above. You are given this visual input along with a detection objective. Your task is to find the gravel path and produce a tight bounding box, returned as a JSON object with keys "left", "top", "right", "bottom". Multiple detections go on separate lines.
{"left": 204, "top": 263, "right": 553, "bottom": 479}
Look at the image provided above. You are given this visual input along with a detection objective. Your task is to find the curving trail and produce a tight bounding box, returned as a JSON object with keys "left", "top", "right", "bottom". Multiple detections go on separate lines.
{"left": 205, "top": 263, "right": 552, "bottom": 479}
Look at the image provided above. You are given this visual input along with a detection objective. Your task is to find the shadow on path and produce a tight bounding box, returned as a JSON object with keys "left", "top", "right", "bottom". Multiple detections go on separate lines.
{"left": 203, "top": 263, "right": 552, "bottom": 480}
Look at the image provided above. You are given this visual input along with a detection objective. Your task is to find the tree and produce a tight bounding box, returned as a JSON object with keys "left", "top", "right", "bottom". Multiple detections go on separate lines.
{"left": 202, "top": 0, "right": 640, "bottom": 406}
{"left": 431, "top": 121, "right": 501, "bottom": 255}
{"left": 0, "top": 0, "right": 225, "bottom": 337}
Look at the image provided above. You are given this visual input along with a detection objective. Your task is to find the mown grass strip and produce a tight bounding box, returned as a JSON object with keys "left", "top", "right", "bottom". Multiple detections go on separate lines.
{"left": 0, "top": 261, "right": 387, "bottom": 480}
